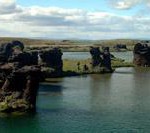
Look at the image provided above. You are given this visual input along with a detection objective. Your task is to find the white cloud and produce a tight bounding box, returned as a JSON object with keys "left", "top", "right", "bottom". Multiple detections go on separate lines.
{"left": 109, "top": 0, "right": 142, "bottom": 10}
{"left": 109, "top": 0, "right": 150, "bottom": 10}
{"left": 0, "top": 0, "right": 22, "bottom": 14}
{"left": 0, "top": 0, "right": 150, "bottom": 39}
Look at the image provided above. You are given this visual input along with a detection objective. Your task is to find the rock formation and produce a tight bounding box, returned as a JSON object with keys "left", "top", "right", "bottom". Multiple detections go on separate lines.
{"left": 133, "top": 43, "right": 150, "bottom": 66}
{"left": 102, "top": 47, "right": 112, "bottom": 71}
{"left": 113, "top": 44, "right": 127, "bottom": 51}
{"left": 0, "top": 41, "right": 41, "bottom": 112}
{"left": 39, "top": 48, "right": 63, "bottom": 74}
{"left": 90, "top": 47, "right": 112, "bottom": 71}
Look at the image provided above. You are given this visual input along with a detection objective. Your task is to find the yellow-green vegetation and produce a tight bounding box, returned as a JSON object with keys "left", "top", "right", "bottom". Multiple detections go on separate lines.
{"left": 63, "top": 59, "right": 91, "bottom": 72}
{"left": 0, "top": 37, "right": 145, "bottom": 52}
{"left": 63, "top": 58, "right": 134, "bottom": 74}
{"left": 0, "top": 95, "right": 29, "bottom": 112}
{"left": 111, "top": 59, "right": 134, "bottom": 68}
{"left": 0, "top": 37, "right": 56, "bottom": 46}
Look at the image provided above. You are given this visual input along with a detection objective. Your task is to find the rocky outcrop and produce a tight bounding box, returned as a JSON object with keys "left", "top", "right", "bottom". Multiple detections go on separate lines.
{"left": 90, "top": 47, "right": 102, "bottom": 68}
{"left": 39, "top": 48, "right": 63, "bottom": 74}
{"left": 0, "top": 41, "right": 24, "bottom": 64}
{"left": 0, "top": 65, "right": 40, "bottom": 112}
{"left": 133, "top": 43, "right": 150, "bottom": 66}
{"left": 113, "top": 44, "right": 127, "bottom": 51}
{"left": 90, "top": 47, "right": 112, "bottom": 71}
{"left": 102, "top": 47, "right": 112, "bottom": 71}
{"left": 0, "top": 41, "right": 41, "bottom": 113}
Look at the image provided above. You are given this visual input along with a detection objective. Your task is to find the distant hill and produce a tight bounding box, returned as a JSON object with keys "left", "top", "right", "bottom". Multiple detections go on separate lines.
{"left": 0, "top": 37, "right": 56, "bottom": 46}
{"left": 0, "top": 37, "right": 148, "bottom": 47}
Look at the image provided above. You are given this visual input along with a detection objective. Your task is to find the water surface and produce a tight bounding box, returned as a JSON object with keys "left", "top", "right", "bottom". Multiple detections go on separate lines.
{"left": 0, "top": 67, "right": 150, "bottom": 133}
{"left": 63, "top": 51, "right": 133, "bottom": 62}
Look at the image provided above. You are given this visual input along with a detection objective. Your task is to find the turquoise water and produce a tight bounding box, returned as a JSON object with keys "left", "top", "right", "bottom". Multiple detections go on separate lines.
{"left": 0, "top": 67, "right": 150, "bottom": 133}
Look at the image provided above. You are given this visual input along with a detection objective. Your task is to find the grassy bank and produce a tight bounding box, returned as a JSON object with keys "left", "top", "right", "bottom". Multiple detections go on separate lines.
{"left": 63, "top": 58, "right": 134, "bottom": 74}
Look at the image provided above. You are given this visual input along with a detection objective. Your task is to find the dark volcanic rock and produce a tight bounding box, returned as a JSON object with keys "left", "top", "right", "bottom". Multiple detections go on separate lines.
{"left": 90, "top": 47, "right": 112, "bottom": 71}
{"left": 113, "top": 44, "right": 127, "bottom": 51}
{"left": 90, "top": 47, "right": 102, "bottom": 68}
{"left": 133, "top": 43, "right": 150, "bottom": 66}
{"left": 0, "top": 65, "right": 41, "bottom": 112}
{"left": 0, "top": 41, "right": 41, "bottom": 113}
{"left": 8, "top": 51, "right": 38, "bottom": 68}
{"left": 0, "top": 41, "right": 24, "bottom": 64}
{"left": 39, "top": 48, "right": 63, "bottom": 74}
{"left": 102, "top": 47, "right": 112, "bottom": 71}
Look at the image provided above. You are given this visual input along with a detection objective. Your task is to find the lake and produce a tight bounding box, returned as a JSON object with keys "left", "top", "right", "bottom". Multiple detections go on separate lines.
{"left": 0, "top": 67, "right": 150, "bottom": 133}
{"left": 63, "top": 51, "right": 133, "bottom": 62}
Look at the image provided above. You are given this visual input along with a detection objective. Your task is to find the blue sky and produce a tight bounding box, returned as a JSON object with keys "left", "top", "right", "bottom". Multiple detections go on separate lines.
{"left": 17, "top": 0, "right": 142, "bottom": 16}
{"left": 0, "top": 0, "right": 150, "bottom": 40}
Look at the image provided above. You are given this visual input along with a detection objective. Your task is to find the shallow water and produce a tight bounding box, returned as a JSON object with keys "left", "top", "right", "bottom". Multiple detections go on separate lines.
{"left": 0, "top": 67, "right": 150, "bottom": 133}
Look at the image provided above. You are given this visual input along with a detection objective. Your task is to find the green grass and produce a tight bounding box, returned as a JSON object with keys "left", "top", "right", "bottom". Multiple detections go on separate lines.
{"left": 63, "top": 58, "right": 134, "bottom": 74}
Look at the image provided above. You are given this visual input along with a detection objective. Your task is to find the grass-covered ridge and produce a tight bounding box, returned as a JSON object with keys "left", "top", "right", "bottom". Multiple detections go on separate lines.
{"left": 0, "top": 37, "right": 147, "bottom": 46}
{"left": 0, "top": 37, "right": 147, "bottom": 52}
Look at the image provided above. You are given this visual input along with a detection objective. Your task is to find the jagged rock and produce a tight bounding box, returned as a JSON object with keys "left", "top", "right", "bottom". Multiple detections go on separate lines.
{"left": 0, "top": 65, "right": 41, "bottom": 112}
{"left": 90, "top": 47, "right": 102, "bottom": 68}
{"left": 8, "top": 51, "right": 38, "bottom": 68}
{"left": 0, "top": 41, "right": 41, "bottom": 113}
{"left": 102, "top": 47, "right": 112, "bottom": 71}
{"left": 0, "top": 41, "right": 24, "bottom": 64}
{"left": 133, "top": 43, "right": 150, "bottom": 66}
{"left": 90, "top": 47, "right": 112, "bottom": 71}
{"left": 39, "top": 48, "right": 63, "bottom": 74}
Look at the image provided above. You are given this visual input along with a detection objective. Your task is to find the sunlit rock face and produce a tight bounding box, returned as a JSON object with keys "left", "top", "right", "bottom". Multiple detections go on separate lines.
{"left": 133, "top": 43, "right": 150, "bottom": 67}
{"left": 0, "top": 41, "right": 41, "bottom": 113}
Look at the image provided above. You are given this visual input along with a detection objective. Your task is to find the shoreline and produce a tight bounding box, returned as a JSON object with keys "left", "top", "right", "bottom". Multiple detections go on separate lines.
{"left": 41, "top": 58, "right": 134, "bottom": 81}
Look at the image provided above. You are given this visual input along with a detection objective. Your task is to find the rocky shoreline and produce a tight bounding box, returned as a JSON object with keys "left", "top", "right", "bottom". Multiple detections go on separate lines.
{"left": 0, "top": 41, "right": 113, "bottom": 113}
{"left": 0, "top": 40, "right": 149, "bottom": 113}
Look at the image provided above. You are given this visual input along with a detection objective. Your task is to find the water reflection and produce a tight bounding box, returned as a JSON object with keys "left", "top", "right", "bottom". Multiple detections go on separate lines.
{"left": 39, "top": 78, "right": 64, "bottom": 95}
{"left": 89, "top": 74, "right": 112, "bottom": 112}
{"left": 39, "top": 84, "right": 63, "bottom": 94}
{"left": 132, "top": 67, "right": 150, "bottom": 111}
{"left": 1, "top": 67, "right": 150, "bottom": 132}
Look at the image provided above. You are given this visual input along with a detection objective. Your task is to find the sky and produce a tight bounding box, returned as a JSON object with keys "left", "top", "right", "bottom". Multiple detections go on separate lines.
{"left": 0, "top": 0, "right": 150, "bottom": 40}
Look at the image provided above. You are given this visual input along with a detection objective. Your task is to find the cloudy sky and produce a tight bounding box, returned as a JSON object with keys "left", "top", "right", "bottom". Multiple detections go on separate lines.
{"left": 0, "top": 0, "right": 150, "bottom": 40}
